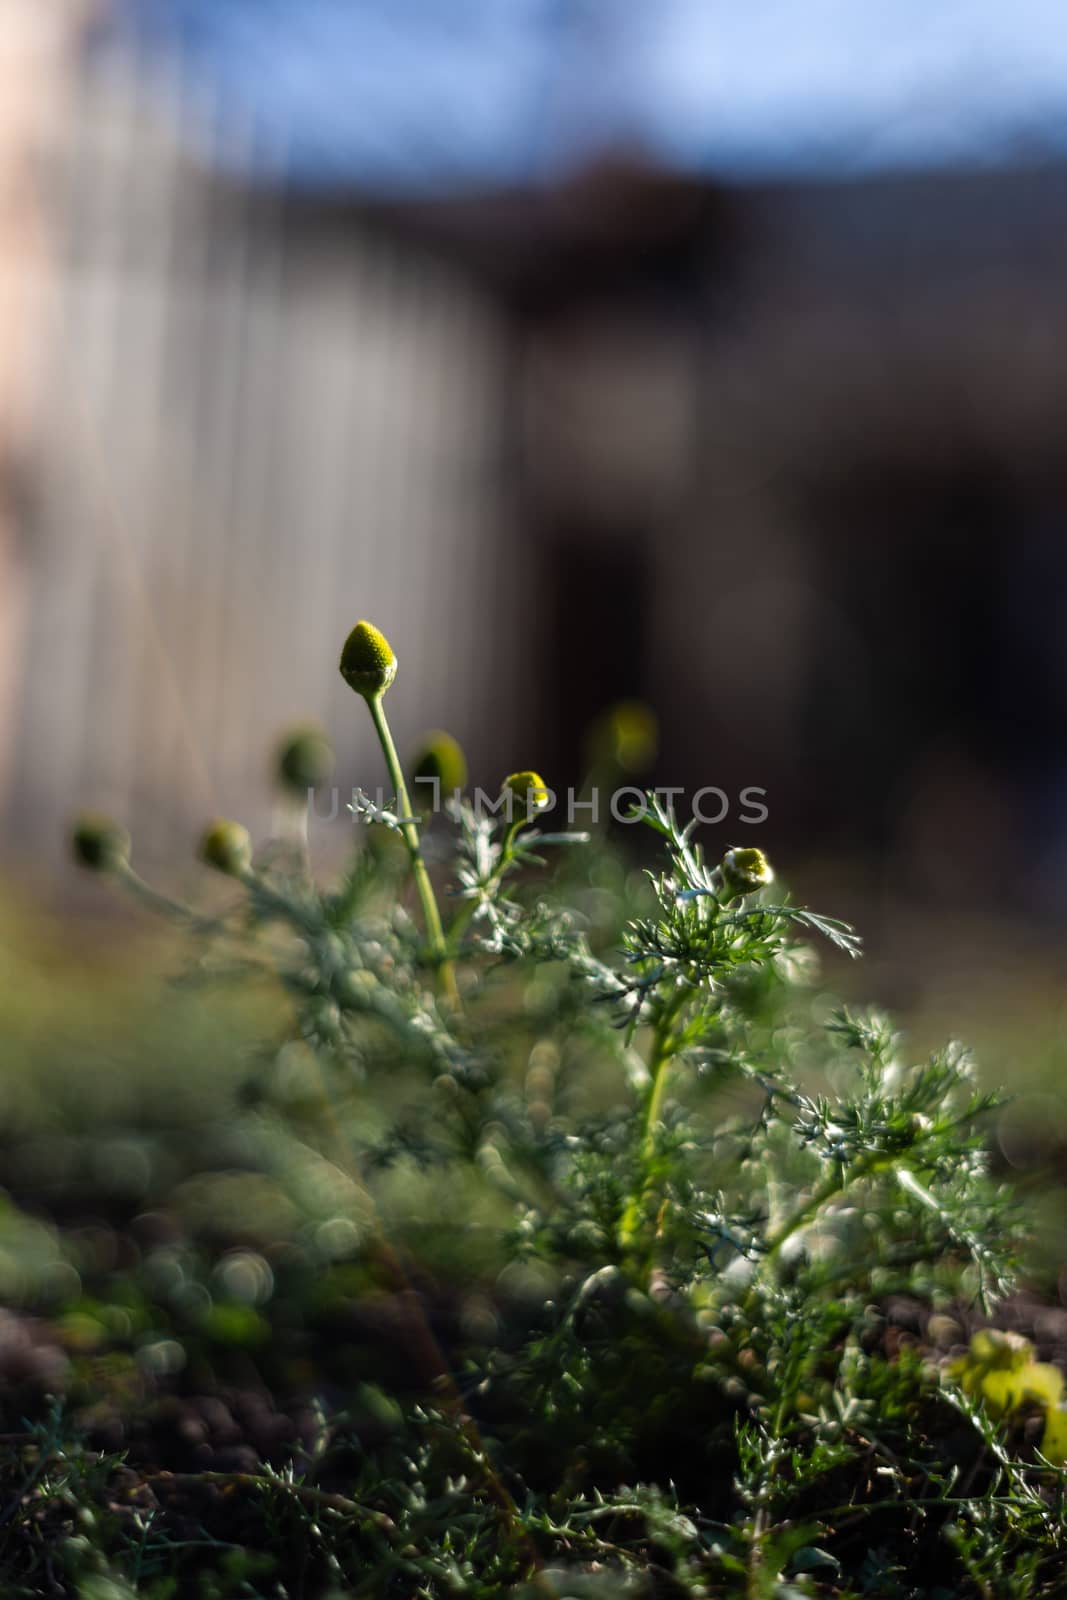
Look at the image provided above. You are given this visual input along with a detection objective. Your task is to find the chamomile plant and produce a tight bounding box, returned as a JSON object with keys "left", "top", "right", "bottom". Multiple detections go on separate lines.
{"left": 64, "top": 617, "right": 1054, "bottom": 1599}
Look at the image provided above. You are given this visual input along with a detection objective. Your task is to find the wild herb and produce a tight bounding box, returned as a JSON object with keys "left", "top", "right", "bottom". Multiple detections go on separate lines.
{"left": 55, "top": 618, "right": 1056, "bottom": 1598}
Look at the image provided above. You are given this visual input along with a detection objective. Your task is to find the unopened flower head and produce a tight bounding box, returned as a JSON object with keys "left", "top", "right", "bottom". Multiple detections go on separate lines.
{"left": 71, "top": 812, "right": 130, "bottom": 873}
{"left": 411, "top": 730, "right": 468, "bottom": 796}
{"left": 502, "top": 770, "right": 551, "bottom": 819}
{"left": 199, "top": 818, "right": 253, "bottom": 877}
{"left": 276, "top": 725, "right": 336, "bottom": 794}
{"left": 339, "top": 620, "right": 397, "bottom": 700}
{"left": 719, "top": 845, "right": 774, "bottom": 900}
{"left": 589, "top": 700, "right": 659, "bottom": 774}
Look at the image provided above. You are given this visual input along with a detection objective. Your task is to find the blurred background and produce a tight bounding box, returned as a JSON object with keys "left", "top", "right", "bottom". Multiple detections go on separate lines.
{"left": 3, "top": 1, "right": 1067, "bottom": 1187}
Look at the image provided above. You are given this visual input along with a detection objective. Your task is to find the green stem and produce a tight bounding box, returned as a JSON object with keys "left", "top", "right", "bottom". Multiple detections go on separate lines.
{"left": 739, "top": 1151, "right": 883, "bottom": 1316}
{"left": 238, "top": 869, "right": 322, "bottom": 935}
{"left": 445, "top": 819, "right": 523, "bottom": 951}
{"left": 765, "top": 1152, "right": 882, "bottom": 1267}
{"left": 618, "top": 990, "right": 686, "bottom": 1255}
{"left": 115, "top": 864, "right": 208, "bottom": 927}
{"left": 146, "top": 1470, "right": 395, "bottom": 1529}
{"left": 762, "top": 1168, "right": 847, "bottom": 1269}
{"left": 639, "top": 1027, "right": 675, "bottom": 1172}
{"left": 367, "top": 693, "right": 459, "bottom": 1006}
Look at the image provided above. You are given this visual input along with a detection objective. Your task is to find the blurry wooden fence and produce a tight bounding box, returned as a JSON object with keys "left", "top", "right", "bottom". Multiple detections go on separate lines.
{"left": 6, "top": 35, "right": 525, "bottom": 876}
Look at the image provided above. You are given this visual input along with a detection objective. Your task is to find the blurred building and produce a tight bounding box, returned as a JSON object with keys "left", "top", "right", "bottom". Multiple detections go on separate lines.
{"left": 4, "top": 4, "right": 1067, "bottom": 907}
{"left": 507, "top": 165, "right": 1067, "bottom": 905}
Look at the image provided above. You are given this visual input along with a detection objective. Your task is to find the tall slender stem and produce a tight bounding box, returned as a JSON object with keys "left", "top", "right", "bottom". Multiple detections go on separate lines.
{"left": 367, "top": 693, "right": 459, "bottom": 1006}
{"left": 618, "top": 992, "right": 685, "bottom": 1255}
{"left": 637, "top": 1027, "right": 674, "bottom": 1175}
{"left": 115, "top": 864, "right": 205, "bottom": 926}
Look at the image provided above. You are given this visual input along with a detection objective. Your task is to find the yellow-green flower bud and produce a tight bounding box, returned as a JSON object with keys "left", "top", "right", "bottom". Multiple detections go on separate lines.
{"left": 719, "top": 845, "right": 774, "bottom": 900}
{"left": 339, "top": 620, "right": 397, "bottom": 699}
{"left": 588, "top": 700, "right": 658, "bottom": 774}
{"left": 411, "top": 730, "right": 467, "bottom": 797}
{"left": 276, "top": 725, "right": 335, "bottom": 793}
{"left": 502, "top": 770, "right": 551, "bottom": 819}
{"left": 199, "top": 818, "right": 253, "bottom": 876}
{"left": 71, "top": 813, "right": 130, "bottom": 873}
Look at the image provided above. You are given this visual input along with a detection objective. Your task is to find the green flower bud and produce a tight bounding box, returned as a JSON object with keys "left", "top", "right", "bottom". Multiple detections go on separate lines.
{"left": 719, "top": 846, "right": 774, "bottom": 900}
{"left": 276, "top": 725, "right": 336, "bottom": 793}
{"left": 502, "top": 770, "right": 551, "bottom": 819}
{"left": 70, "top": 813, "right": 130, "bottom": 873}
{"left": 339, "top": 620, "right": 397, "bottom": 699}
{"left": 410, "top": 730, "right": 468, "bottom": 797}
{"left": 199, "top": 818, "right": 253, "bottom": 876}
{"left": 588, "top": 700, "right": 658, "bottom": 774}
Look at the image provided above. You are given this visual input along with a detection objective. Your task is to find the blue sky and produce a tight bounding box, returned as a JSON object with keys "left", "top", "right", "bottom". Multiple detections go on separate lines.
{"left": 119, "top": 0, "right": 1067, "bottom": 192}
